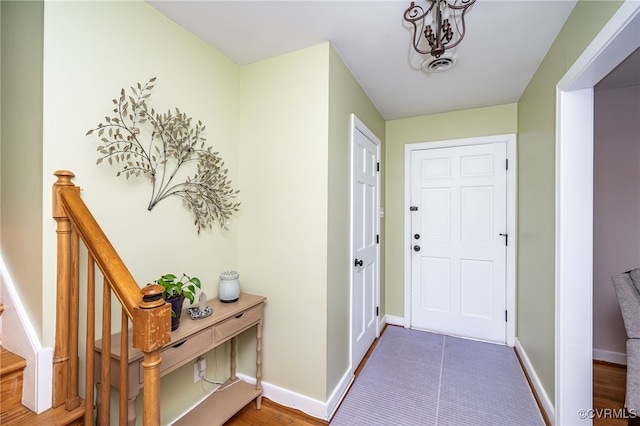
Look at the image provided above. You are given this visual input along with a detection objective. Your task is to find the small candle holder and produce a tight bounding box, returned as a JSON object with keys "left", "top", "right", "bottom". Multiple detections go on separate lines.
{"left": 187, "top": 291, "right": 212, "bottom": 320}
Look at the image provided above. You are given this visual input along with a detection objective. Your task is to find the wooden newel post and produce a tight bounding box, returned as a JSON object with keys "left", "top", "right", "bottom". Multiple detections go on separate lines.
{"left": 133, "top": 285, "right": 171, "bottom": 426}
{"left": 52, "top": 170, "right": 80, "bottom": 408}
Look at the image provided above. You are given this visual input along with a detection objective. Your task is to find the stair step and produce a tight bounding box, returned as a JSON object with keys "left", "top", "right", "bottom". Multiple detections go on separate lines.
{"left": 1, "top": 347, "right": 27, "bottom": 414}
{"left": 0, "top": 405, "right": 34, "bottom": 424}
{"left": 0, "top": 347, "right": 27, "bottom": 376}
{"left": 0, "top": 400, "right": 85, "bottom": 426}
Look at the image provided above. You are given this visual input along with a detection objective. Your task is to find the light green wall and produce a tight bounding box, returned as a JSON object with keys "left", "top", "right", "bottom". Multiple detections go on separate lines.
{"left": 41, "top": 1, "right": 240, "bottom": 423}
{"left": 516, "top": 0, "right": 623, "bottom": 404}
{"left": 238, "top": 44, "right": 330, "bottom": 401}
{"left": 326, "top": 45, "right": 385, "bottom": 398}
{"left": 7, "top": 0, "right": 626, "bottom": 420}
{"left": 8, "top": 0, "right": 387, "bottom": 418}
{"left": 384, "top": 104, "right": 518, "bottom": 316}
{"left": 237, "top": 42, "right": 386, "bottom": 404}
{"left": 1, "top": 1, "right": 45, "bottom": 339}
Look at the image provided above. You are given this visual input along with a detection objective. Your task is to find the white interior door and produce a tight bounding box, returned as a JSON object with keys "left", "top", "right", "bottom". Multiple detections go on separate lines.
{"left": 410, "top": 142, "right": 507, "bottom": 344}
{"left": 351, "top": 116, "right": 380, "bottom": 370}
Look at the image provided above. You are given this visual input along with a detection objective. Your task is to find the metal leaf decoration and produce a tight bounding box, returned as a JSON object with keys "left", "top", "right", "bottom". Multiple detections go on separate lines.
{"left": 87, "top": 77, "right": 240, "bottom": 233}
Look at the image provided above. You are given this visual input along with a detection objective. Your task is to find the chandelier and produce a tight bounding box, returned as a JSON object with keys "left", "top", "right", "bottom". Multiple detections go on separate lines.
{"left": 403, "top": 0, "right": 475, "bottom": 59}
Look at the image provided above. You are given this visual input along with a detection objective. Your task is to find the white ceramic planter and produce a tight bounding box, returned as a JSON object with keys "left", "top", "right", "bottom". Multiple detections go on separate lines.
{"left": 219, "top": 270, "right": 240, "bottom": 302}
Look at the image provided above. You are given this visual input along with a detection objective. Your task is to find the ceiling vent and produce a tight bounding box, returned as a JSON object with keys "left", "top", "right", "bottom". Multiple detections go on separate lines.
{"left": 422, "top": 53, "right": 458, "bottom": 73}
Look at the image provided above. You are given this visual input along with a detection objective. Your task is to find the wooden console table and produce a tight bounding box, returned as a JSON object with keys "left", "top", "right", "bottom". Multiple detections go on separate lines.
{"left": 95, "top": 293, "right": 266, "bottom": 426}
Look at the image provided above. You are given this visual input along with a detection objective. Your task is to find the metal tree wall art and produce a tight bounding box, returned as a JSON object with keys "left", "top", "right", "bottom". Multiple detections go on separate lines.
{"left": 87, "top": 77, "right": 240, "bottom": 233}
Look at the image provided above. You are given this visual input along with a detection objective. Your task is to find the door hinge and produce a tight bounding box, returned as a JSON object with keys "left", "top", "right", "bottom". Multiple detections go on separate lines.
{"left": 377, "top": 162, "right": 380, "bottom": 172}
{"left": 506, "top": 159, "right": 509, "bottom": 170}
{"left": 376, "top": 306, "right": 379, "bottom": 317}
{"left": 376, "top": 234, "right": 379, "bottom": 244}
{"left": 505, "top": 310, "right": 508, "bottom": 322}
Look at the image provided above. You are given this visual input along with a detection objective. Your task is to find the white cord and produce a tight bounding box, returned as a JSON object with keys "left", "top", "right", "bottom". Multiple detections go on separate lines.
{"left": 199, "top": 348, "right": 241, "bottom": 393}
{"left": 201, "top": 375, "right": 241, "bottom": 393}
{"left": 213, "top": 378, "right": 242, "bottom": 393}
{"left": 202, "top": 376, "right": 223, "bottom": 385}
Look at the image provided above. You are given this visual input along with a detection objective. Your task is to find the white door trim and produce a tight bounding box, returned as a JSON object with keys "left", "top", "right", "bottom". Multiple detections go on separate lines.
{"left": 555, "top": 3, "right": 640, "bottom": 425}
{"left": 404, "top": 134, "right": 517, "bottom": 346}
{"left": 350, "top": 114, "right": 381, "bottom": 373}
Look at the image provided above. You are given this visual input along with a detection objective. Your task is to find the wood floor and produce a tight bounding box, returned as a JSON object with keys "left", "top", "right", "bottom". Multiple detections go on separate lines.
{"left": 227, "top": 399, "right": 327, "bottom": 426}
{"left": 593, "top": 360, "right": 628, "bottom": 426}
{"left": 227, "top": 356, "right": 628, "bottom": 426}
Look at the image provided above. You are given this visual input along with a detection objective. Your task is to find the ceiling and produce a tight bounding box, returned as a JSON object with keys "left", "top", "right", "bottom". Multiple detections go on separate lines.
{"left": 147, "top": 0, "right": 582, "bottom": 120}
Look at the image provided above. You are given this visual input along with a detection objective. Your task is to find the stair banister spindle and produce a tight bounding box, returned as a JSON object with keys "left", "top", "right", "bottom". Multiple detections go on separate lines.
{"left": 98, "top": 279, "right": 111, "bottom": 425}
{"left": 66, "top": 227, "right": 81, "bottom": 410}
{"left": 120, "top": 310, "right": 129, "bottom": 426}
{"left": 84, "top": 259, "right": 96, "bottom": 426}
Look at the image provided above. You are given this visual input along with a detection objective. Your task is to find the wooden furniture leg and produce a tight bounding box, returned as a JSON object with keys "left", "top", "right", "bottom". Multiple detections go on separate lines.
{"left": 256, "top": 320, "right": 263, "bottom": 409}
{"left": 230, "top": 337, "right": 237, "bottom": 380}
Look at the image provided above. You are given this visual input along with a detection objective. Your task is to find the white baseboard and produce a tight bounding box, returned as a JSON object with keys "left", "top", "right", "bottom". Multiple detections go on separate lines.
{"left": 515, "top": 338, "right": 554, "bottom": 425}
{"left": 173, "top": 369, "right": 353, "bottom": 424}
{"left": 593, "top": 348, "right": 627, "bottom": 365}
{"left": 0, "top": 256, "right": 53, "bottom": 413}
{"left": 237, "top": 370, "right": 353, "bottom": 421}
{"left": 325, "top": 368, "right": 354, "bottom": 421}
{"left": 384, "top": 314, "right": 405, "bottom": 327}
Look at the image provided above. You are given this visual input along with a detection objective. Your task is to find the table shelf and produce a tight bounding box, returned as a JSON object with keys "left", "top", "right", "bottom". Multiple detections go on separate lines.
{"left": 174, "top": 379, "right": 262, "bottom": 425}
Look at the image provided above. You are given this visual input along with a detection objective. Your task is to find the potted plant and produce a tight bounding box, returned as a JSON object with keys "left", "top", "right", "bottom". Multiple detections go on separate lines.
{"left": 152, "top": 273, "right": 202, "bottom": 331}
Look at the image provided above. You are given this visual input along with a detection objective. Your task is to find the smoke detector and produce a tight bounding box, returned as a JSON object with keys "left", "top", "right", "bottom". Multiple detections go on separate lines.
{"left": 421, "top": 53, "right": 458, "bottom": 73}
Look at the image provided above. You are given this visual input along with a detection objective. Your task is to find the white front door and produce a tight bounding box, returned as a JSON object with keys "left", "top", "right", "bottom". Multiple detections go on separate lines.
{"left": 410, "top": 142, "right": 507, "bottom": 343}
{"left": 351, "top": 115, "right": 380, "bottom": 370}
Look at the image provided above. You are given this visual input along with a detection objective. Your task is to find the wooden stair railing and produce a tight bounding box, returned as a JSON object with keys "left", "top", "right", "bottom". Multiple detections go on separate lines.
{"left": 52, "top": 170, "right": 171, "bottom": 425}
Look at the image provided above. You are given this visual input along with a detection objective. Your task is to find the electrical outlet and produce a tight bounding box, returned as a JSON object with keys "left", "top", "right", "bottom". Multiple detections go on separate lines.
{"left": 193, "top": 357, "right": 206, "bottom": 383}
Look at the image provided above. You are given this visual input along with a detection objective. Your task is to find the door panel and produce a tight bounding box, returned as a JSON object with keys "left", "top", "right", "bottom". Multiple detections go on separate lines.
{"left": 461, "top": 186, "right": 493, "bottom": 242}
{"left": 460, "top": 259, "right": 493, "bottom": 318}
{"left": 421, "top": 256, "right": 450, "bottom": 312}
{"left": 411, "top": 142, "right": 507, "bottom": 343}
{"left": 423, "top": 188, "right": 450, "bottom": 240}
{"left": 352, "top": 118, "right": 379, "bottom": 369}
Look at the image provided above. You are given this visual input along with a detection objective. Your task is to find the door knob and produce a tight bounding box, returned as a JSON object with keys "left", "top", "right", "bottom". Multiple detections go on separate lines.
{"left": 354, "top": 259, "right": 363, "bottom": 267}
{"left": 413, "top": 245, "right": 421, "bottom": 252}
{"left": 414, "top": 234, "right": 421, "bottom": 240}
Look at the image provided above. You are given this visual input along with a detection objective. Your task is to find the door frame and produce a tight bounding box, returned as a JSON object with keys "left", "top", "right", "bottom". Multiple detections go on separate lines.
{"left": 350, "top": 114, "right": 381, "bottom": 372}
{"left": 404, "top": 134, "right": 517, "bottom": 346}
{"left": 555, "top": 3, "right": 640, "bottom": 424}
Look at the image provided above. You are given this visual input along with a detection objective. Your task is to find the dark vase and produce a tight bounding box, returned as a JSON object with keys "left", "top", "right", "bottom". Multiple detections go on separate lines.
{"left": 167, "top": 294, "right": 185, "bottom": 331}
